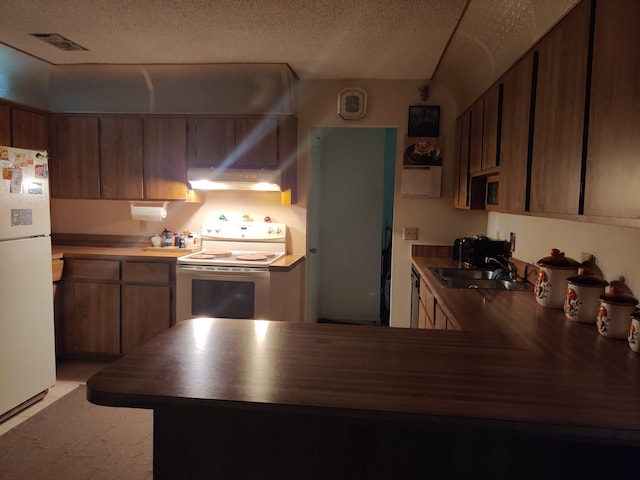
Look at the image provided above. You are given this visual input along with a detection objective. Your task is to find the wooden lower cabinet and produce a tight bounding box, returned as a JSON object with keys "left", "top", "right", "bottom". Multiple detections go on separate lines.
{"left": 417, "top": 271, "right": 461, "bottom": 331}
{"left": 418, "top": 300, "right": 429, "bottom": 329}
{"left": 61, "top": 257, "right": 175, "bottom": 356}
{"left": 434, "top": 302, "right": 447, "bottom": 330}
{"left": 269, "top": 259, "right": 305, "bottom": 322}
{"left": 65, "top": 281, "right": 120, "bottom": 355}
{"left": 122, "top": 284, "right": 172, "bottom": 354}
{"left": 419, "top": 278, "right": 435, "bottom": 329}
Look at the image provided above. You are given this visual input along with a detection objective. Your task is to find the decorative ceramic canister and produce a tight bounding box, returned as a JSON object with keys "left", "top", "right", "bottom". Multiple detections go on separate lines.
{"left": 564, "top": 267, "right": 609, "bottom": 323}
{"left": 629, "top": 310, "right": 640, "bottom": 353}
{"left": 597, "top": 286, "right": 638, "bottom": 339}
{"left": 535, "top": 249, "right": 580, "bottom": 309}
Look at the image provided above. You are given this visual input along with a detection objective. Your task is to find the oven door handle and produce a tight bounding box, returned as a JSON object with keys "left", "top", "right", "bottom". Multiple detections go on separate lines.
{"left": 177, "top": 266, "right": 271, "bottom": 280}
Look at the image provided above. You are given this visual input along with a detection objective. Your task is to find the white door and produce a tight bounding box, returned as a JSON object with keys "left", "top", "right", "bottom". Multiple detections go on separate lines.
{"left": 308, "top": 127, "right": 392, "bottom": 324}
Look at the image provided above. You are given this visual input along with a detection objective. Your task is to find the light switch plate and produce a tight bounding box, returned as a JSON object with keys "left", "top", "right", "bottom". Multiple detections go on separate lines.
{"left": 403, "top": 226, "right": 418, "bottom": 240}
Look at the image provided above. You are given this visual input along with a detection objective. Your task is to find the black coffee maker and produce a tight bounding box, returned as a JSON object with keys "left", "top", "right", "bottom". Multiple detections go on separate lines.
{"left": 452, "top": 235, "right": 511, "bottom": 267}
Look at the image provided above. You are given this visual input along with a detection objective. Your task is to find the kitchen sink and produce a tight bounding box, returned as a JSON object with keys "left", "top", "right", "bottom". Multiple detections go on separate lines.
{"left": 428, "top": 267, "right": 533, "bottom": 291}
{"left": 430, "top": 267, "right": 495, "bottom": 280}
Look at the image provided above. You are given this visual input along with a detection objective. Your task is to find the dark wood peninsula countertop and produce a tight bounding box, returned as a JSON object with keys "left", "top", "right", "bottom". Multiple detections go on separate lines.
{"left": 411, "top": 257, "right": 640, "bottom": 434}
{"left": 86, "top": 252, "right": 640, "bottom": 477}
{"left": 88, "top": 288, "right": 640, "bottom": 444}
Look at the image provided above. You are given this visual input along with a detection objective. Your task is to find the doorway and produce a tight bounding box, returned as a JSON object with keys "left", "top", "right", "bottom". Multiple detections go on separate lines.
{"left": 307, "top": 127, "right": 396, "bottom": 325}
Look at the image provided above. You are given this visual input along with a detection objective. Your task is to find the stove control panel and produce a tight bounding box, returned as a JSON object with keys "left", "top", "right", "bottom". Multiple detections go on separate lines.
{"left": 202, "top": 222, "right": 286, "bottom": 241}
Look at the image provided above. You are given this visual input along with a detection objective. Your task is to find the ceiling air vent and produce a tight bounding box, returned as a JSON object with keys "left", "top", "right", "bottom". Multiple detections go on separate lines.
{"left": 30, "top": 33, "right": 87, "bottom": 51}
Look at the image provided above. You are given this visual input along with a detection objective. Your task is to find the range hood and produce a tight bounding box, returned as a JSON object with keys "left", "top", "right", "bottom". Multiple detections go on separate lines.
{"left": 188, "top": 167, "right": 282, "bottom": 192}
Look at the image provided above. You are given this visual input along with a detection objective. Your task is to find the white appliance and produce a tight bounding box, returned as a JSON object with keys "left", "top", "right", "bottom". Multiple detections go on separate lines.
{"left": 176, "top": 222, "right": 286, "bottom": 322}
{"left": 0, "top": 146, "right": 56, "bottom": 423}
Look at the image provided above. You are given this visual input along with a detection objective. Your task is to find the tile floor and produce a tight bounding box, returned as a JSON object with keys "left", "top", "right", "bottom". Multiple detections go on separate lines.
{"left": 0, "top": 360, "right": 114, "bottom": 436}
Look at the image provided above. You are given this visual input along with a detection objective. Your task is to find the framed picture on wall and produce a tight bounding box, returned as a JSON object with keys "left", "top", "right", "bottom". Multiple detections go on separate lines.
{"left": 407, "top": 106, "right": 440, "bottom": 137}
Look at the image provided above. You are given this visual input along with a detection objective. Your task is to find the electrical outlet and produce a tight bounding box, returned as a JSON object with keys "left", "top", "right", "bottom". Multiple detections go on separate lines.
{"left": 581, "top": 252, "right": 595, "bottom": 264}
{"left": 403, "top": 226, "right": 418, "bottom": 241}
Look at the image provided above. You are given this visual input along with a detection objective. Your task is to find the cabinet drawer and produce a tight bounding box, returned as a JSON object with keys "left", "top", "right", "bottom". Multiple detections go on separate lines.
{"left": 122, "top": 261, "right": 171, "bottom": 283}
{"left": 67, "top": 259, "right": 120, "bottom": 280}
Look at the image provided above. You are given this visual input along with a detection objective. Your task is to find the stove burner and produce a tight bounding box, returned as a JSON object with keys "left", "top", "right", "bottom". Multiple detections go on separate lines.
{"left": 190, "top": 251, "right": 232, "bottom": 259}
{"left": 236, "top": 253, "right": 271, "bottom": 261}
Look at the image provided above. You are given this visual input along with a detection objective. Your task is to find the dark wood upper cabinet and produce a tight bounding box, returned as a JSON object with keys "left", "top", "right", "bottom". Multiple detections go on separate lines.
{"left": 11, "top": 107, "right": 48, "bottom": 151}
{"left": 0, "top": 102, "right": 48, "bottom": 150}
{"left": 100, "top": 117, "right": 144, "bottom": 200}
{"left": 499, "top": 52, "right": 534, "bottom": 214}
{"left": 143, "top": 117, "right": 188, "bottom": 200}
{"left": 481, "top": 82, "right": 502, "bottom": 171}
{"left": 583, "top": 0, "right": 640, "bottom": 219}
{"left": 0, "top": 102, "right": 10, "bottom": 146}
{"left": 234, "top": 117, "right": 279, "bottom": 169}
{"left": 187, "top": 117, "right": 235, "bottom": 168}
{"left": 49, "top": 116, "right": 101, "bottom": 199}
{"left": 453, "top": 112, "right": 471, "bottom": 209}
{"left": 468, "top": 99, "right": 484, "bottom": 174}
{"left": 529, "top": 0, "right": 591, "bottom": 216}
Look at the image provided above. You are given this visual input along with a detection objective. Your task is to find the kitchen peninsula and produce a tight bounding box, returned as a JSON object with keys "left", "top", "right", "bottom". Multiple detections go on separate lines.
{"left": 87, "top": 258, "right": 640, "bottom": 480}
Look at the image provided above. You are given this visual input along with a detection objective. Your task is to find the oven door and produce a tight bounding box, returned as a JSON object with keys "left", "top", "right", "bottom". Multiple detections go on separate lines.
{"left": 177, "top": 265, "right": 271, "bottom": 322}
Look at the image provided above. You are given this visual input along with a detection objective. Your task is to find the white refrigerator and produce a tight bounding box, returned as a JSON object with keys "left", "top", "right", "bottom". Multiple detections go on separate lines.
{"left": 0, "top": 145, "right": 56, "bottom": 423}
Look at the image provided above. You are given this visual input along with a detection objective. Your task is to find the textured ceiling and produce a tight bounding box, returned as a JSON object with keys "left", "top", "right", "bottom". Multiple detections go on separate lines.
{"left": 0, "top": 0, "right": 579, "bottom": 100}
{"left": 0, "top": 0, "right": 467, "bottom": 80}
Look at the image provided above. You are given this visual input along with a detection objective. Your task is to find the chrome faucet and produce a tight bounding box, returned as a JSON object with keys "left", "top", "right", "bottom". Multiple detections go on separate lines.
{"left": 484, "top": 255, "right": 518, "bottom": 280}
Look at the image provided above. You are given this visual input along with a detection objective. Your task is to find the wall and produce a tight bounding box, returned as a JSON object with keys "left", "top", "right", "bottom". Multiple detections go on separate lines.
{"left": 0, "top": 43, "right": 51, "bottom": 109}
{"left": 50, "top": 78, "right": 489, "bottom": 327}
{"left": 296, "top": 79, "right": 487, "bottom": 328}
{"left": 488, "top": 213, "right": 640, "bottom": 296}
{"left": 50, "top": 193, "right": 307, "bottom": 255}
{"left": 11, "top": 43, "right": 634, "bottom": 328}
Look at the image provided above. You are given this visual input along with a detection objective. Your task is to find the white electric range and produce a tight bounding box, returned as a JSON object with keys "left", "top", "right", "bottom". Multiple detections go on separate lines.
{"left": 176, "top": 222, "right": 287, "bottom": 321}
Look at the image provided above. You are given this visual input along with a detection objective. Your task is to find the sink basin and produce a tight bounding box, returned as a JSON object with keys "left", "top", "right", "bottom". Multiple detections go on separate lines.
{"left": 430, "top": 267, "right": 495, "bottom": 280}
{"left": 428, "top": 267, "right": 533, "bottom": 291}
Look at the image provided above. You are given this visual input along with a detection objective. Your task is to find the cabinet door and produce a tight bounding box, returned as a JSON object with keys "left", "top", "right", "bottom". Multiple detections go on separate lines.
{"left": 468, "top": 99, "right": 484, "bottom": 174}
{"left": 434, "top": 303, "right": 447, "bottom": 330}
{"left": 100, "top": 117, "right": 144, "bottom": 199}
{"left": 418, "top": 300, "right": 430, "bottom": 329}
{"left": 453, "top": 112, "right": 471, "bottom": 208}
{"left": 529, "top": 0, "right": 590, "bottom": 215}
{"left": 64, "top": 281, "right": 120, "bottom": 354}
{"left": 11, "top": 108, "right": 48, "bottom": 150}
{"left": 122, "top": 284, "right": 172, "bottom": 354}
{"left": 0, "top": 102, "right": 9, "bottom": 146}
{"left": 277, "top": 115, "right": 298, "bottom": 204}
{"left": 481, "top": 83, "right": 502, "bottom": 171}
{"left": 419, "top": 278, "right": 435, "bottom": 329}
{"left": 49, "top": 116, "right": 100, "bottom": 198}
{"left": 187, "top": 117, "right": 235, "bottom": 168}
{"left": 499, "top": 52, "right": 534, "bottom": 214}
{"left": 234, "top": 117, "right": 278, "bottom": 168}
{"left": 583, "top": 0, "right": 640, "bottom": 219}
{"left": 143, "top": 117, "right": 188, "bottom": 200}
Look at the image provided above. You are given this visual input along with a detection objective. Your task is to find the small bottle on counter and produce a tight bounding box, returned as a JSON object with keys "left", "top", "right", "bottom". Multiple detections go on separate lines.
{"left": 163, "top": 229, "right": 173, "bottom": 247}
